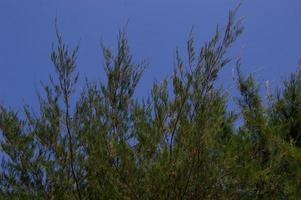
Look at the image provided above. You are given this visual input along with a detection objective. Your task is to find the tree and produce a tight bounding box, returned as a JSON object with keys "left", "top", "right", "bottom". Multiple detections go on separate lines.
{"left": 1, "top": 8, "right": 301, "bottom": 200}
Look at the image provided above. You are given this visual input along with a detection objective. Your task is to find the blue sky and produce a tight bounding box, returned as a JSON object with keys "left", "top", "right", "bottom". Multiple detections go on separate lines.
{"left": 1, "top": 0, "right": 301, "bottom": 110}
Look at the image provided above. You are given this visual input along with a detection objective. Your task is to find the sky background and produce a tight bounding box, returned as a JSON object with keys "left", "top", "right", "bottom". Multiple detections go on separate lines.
{"left": 0, "top": 0, "right": 301, "bottom": 110}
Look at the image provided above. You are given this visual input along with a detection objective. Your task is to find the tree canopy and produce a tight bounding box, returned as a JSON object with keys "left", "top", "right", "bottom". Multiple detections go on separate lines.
{"left": 1, "top": 9, "right": 301, "bottom": 200}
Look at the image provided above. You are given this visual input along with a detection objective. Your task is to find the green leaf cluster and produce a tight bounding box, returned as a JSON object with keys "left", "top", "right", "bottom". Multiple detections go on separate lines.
{"left": 1, "top": 9, "right": 301, "bottom": 200}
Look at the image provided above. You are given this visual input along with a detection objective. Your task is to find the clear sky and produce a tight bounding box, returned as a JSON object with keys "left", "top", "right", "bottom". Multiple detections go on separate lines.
{"left": 1, "top": 0, "right": 301, "bottom": 110}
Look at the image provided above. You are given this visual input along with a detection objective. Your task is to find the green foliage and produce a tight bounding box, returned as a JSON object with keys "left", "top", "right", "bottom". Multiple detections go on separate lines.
{"left": 1, "top": 9, "right": 301, "bottom": 200}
